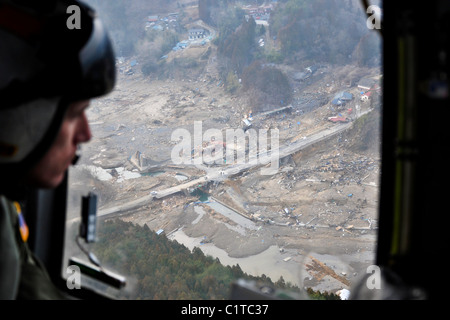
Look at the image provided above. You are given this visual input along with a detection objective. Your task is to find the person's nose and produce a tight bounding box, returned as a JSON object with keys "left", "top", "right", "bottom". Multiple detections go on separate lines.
{"left": 75, "top": 112, "right": 92, "bottom": 144}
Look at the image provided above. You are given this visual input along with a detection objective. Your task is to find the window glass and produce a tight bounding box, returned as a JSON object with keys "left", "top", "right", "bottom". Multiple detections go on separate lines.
{"left": 65, "top": 0, "right": 382, "bottom": 300}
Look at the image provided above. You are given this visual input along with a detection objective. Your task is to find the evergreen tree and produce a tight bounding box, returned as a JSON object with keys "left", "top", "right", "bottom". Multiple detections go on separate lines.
{"left": 92, "top": 219, "right": 304, "bottom": 300}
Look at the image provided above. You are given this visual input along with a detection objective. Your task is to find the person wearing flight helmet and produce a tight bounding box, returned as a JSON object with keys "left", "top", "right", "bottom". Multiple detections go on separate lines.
{"left": 0, "top": 0, "right": 115, "bottom": 299}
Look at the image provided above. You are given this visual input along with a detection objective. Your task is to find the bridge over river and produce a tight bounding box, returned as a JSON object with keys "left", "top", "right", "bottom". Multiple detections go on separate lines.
{"left": 97, "top": 109, "right": 371, "bottom": 218}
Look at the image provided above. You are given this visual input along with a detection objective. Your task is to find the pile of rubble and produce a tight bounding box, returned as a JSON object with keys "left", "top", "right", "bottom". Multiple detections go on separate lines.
{"left": 314, "top": 151, "right": 379, "bottom": 185}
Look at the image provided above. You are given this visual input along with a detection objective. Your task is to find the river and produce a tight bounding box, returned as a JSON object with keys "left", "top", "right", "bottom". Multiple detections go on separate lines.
{"left": 168, "top": 227, "right": 303, "bottom": 286}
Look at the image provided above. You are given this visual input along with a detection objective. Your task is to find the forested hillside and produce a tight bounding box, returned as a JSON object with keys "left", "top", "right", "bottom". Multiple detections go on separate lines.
{"left": 92, "top": 219, "right": 338, "bottom": 300}
{"left": 86, "top": 0, "right": 179, "bottom": 56}
{"left": 85, "top": 0, "right": 380, "bottom": 111}
{"left": 269, "top": 0, "right": 377, "bottom": 65}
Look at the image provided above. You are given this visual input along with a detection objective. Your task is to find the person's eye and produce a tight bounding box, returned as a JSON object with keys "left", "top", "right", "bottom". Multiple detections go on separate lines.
{"left": 67, "top": 103, "right": 89, "bottom": 119}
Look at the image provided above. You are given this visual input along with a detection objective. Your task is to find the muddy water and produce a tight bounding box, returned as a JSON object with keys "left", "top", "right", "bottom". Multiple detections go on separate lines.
{"left": 168, "top": 228, "right": 303, "bottom": 286}
{"left": 172, "top": 198, "right": 375, "bottom": 293}
{"left": 172, "top": 194, "right": 303, "bottom": 285}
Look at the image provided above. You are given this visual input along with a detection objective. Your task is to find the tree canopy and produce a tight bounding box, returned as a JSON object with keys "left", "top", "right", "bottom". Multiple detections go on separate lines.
{"left": 91, "top": 219, "right": 337, "bottom": 300}
{"left": 269, "top": 0, "right": 375, "bottom": 65}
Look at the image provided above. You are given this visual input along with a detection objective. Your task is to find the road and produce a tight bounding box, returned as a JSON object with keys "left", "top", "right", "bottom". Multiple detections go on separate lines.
{"left": 97, "top": 110, "right": 370, "bottom": 217}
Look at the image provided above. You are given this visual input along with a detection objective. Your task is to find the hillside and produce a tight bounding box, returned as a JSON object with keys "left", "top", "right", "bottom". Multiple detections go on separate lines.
{"left": 346, "top": 107, "right": 381, "bottom": 156}
{"left": 88, "top": 219, "right": 339, "bottom": 299}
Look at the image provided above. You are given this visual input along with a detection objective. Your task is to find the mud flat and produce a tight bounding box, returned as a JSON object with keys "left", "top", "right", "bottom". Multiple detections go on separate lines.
{"left": 168, "top": 228, "right": 303, "bottom": 286}
{"left": 168, "top": 228, "right": 375, "bottom": 293}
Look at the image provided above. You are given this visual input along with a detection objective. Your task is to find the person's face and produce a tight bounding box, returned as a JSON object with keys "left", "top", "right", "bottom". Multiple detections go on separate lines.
{"left": 27, "top": 100, "right": 92, "bottom": 188}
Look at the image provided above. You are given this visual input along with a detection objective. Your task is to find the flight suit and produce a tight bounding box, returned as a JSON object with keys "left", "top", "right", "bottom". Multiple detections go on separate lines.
{"left": 0, "top": 195, "right": 66, "bottom": 299}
